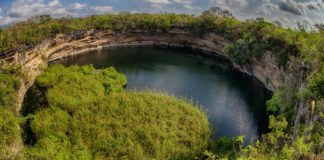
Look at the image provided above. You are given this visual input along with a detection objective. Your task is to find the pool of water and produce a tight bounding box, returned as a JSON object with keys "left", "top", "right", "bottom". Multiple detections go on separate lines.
{"left": 54, "top": 47, "right": 272, "bottom": 142}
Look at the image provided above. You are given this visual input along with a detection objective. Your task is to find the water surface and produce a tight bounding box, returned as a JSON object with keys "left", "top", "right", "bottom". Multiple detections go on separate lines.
{"left": 54, "top": 47, "right": 271, "bottom": 142}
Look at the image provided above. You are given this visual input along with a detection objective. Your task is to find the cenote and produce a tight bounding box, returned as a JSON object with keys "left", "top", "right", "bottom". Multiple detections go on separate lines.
{"left": 53, "top": 47, "right": 272, "bottom": 143}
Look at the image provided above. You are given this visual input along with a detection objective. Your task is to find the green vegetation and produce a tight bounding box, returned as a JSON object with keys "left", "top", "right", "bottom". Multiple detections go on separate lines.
{"left": 0, "top": 12, "right": 322, "bottom": 74}
{"left": 0, "top": 13, "right": 308, "bottom": 66}
{"left": 0, "top": 108, "right": 23, "bottom": 159}
{"left": 22, "top": 64, "right": 210, "bottom": 160}
{"left": 0, "top": 61, "right": 24, "bottom": 159}
{"left": 204, "top": 116, "right": 321, "bottom": 159}
{"left": 308, "top": 67, "right": 324, "bottom": 99}
{"left": 0, "top": 11, "right": 323, "bottom": 159}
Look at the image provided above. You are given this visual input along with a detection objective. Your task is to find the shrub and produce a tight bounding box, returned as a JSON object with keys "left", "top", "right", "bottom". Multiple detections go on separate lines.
{"left": 308, "top": 67, "right": 324, "bottom": 98}
{"left": 0, "top": 108, "right": 23, "bottom": 159}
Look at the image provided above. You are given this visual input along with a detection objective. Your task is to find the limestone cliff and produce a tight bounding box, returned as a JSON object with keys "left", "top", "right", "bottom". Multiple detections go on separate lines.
{"left": 11, "top": 30, "right": 283, "bottom": 101}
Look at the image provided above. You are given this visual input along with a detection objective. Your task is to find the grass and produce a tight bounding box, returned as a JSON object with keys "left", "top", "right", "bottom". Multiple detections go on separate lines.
{"left": 0, "top": 62, "right": 23, "bottom": 159}
{"left": 23, "top": 64, "right": 211, "bottom": 160}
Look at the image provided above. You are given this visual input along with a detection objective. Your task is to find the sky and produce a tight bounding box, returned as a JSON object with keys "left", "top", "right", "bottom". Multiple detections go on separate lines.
{"left": 0, "top": 0, "right": 323, "bottom": 28}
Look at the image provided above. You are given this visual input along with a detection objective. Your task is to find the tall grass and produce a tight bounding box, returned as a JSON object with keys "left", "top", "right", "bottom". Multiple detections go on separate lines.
{"left": 23, "top": 64, "right": 211, "bottom": 160}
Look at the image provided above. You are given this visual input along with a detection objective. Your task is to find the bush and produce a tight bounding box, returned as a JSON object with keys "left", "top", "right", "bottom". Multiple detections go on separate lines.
{"left": 0, "top": 63, "right": 24, "bottom": 159}
{"left": 0, "top": 108, "right": 23, "bottom": 159}
{"left": 308, "top": 67, "right": 324, "bottom": 98}
{"left": 0, "top": 74, "right": 20, "bottom": 110}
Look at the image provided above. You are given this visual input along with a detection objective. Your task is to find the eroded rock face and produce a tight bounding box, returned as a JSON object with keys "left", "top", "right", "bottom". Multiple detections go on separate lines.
{"left": 235, "top": 51, "right": 284, "bottom": 91}
{"left": 10, "top": 29, "right": 284, "bottom": 112}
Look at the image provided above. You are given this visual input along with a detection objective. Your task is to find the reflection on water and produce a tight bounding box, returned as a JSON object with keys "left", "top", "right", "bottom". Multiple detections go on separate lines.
{"left": 54, "top": 47, "right": 272, "bottom": 143}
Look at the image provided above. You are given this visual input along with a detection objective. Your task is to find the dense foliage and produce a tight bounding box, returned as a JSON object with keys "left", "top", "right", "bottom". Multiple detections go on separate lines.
{"left": 0, "top": 61, "right": 24, "bottom": 159}
{"left": 22, "top": 64, "right": 210, "bottom": 160}
{"left": 204, "top": 115, "right": 322, "bottom": 159}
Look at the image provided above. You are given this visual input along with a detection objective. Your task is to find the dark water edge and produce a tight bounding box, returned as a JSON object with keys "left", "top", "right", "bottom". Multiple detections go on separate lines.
{"left": 46, "top": 46, "right": 272, "bottom": 143}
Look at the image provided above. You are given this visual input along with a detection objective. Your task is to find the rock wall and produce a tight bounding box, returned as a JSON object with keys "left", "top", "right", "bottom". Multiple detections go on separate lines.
{"left": 10, "top": 29, "right": 285, "bottom": 112}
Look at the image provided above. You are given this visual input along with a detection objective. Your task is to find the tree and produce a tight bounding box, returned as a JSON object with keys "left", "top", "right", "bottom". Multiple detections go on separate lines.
{"left": 297, "top": 21, "right": 308, "bottom": 32}
{"left": 27, "top": 15, "right": 52, "bottom": 24}
{"left": 314, "top": 24, "right": 324, "bottom": 31}
{"left": 202, "top": 7, "right": 233, "bottom": 18}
